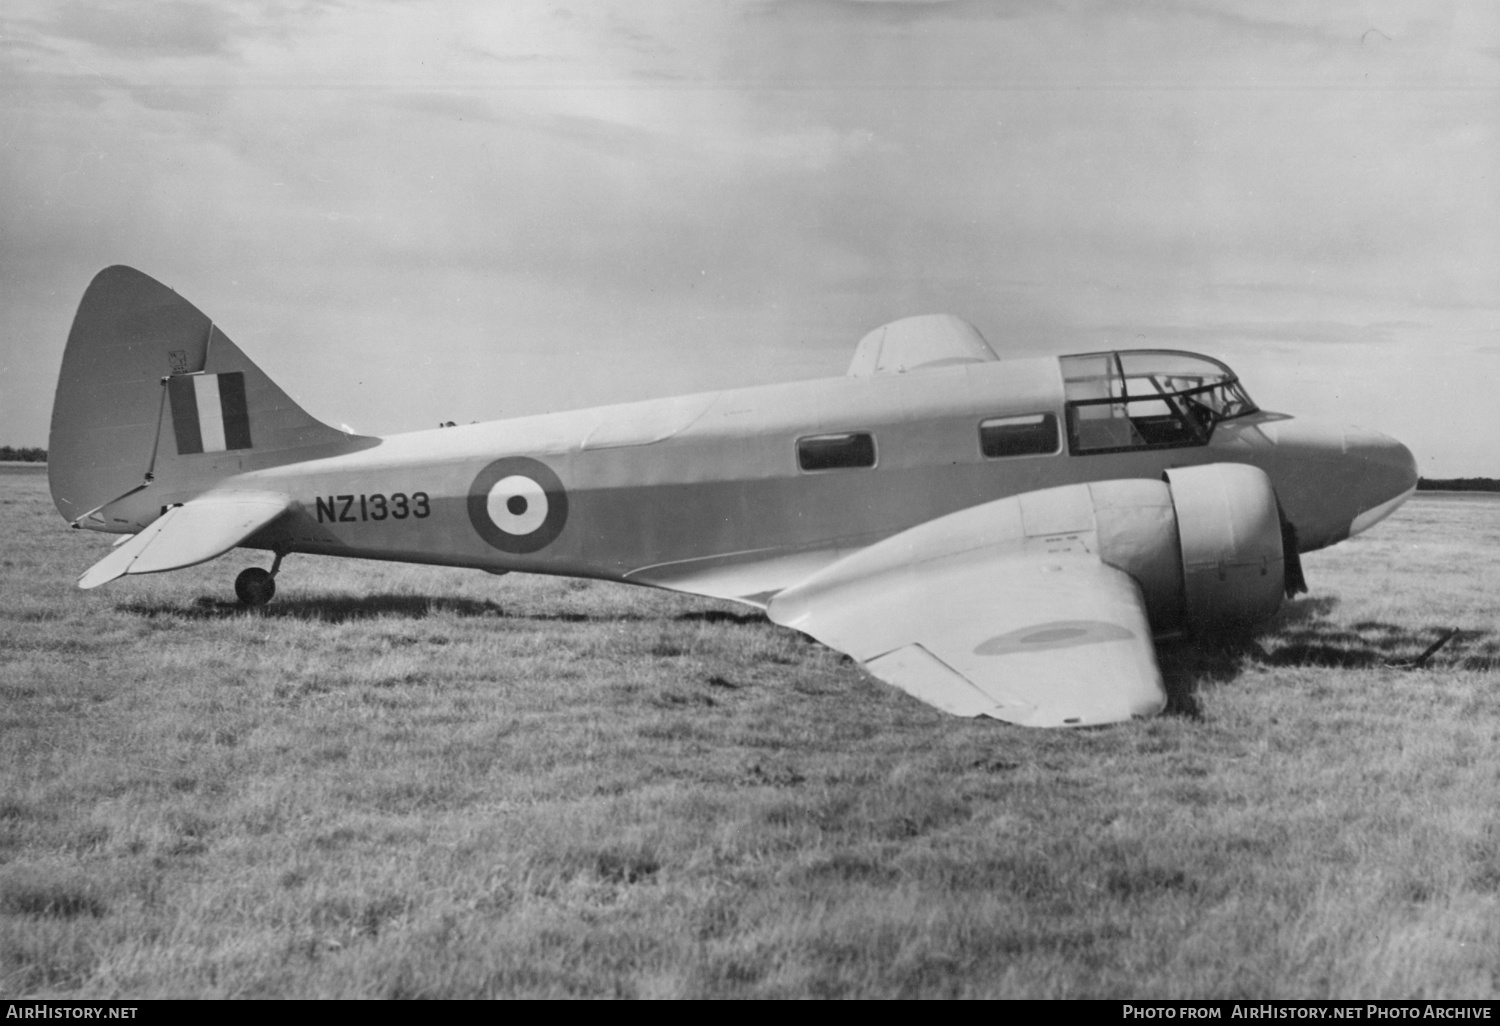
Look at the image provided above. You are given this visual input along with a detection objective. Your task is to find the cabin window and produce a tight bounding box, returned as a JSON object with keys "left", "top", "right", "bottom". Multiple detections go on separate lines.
{"left": 798, "top": 432, "right": 876, "bottom": 471}
{"left": 979, "top": 413, "right": 1059, "bottom": 458}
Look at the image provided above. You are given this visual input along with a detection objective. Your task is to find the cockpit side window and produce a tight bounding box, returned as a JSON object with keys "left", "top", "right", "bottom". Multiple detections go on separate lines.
{"left": 1060, "top": 350, "right": 1257, "bottom": 455}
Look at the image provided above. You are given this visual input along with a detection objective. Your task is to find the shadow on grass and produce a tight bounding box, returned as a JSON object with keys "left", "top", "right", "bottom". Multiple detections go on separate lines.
{"left": 521, "top": 609, "right": 651, "bottom": 623}
{"left": 675, "top": 609, "right": 768, "bottom": 626}
{"left": 1259, "top": 596, "right": 1498, "bottom": 671}
{"left": 1145, "top": 601, "right": 1336, "bottom": 720}
{"left": 122, "top": 593, "right": 507, "bottom": 623}
{"left": 1156, "top": 638, "right": 1255, "bottom": 721}
{"left": 1130, "top": 582, "right": 1496, "bottom": 729}
{"left": 121, "top": 593, "right": 658, "bottom": 625}
{"left": 1155, "top": 594, "right": 1498, "bottom": 717}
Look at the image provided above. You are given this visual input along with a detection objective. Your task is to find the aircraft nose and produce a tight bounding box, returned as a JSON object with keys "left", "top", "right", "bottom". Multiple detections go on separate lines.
{"left": 1241, "top": 416, "right": 1416, "bottom": 550}
{"left": 1345, "top": 426, "right": 1418, "bottom": 537}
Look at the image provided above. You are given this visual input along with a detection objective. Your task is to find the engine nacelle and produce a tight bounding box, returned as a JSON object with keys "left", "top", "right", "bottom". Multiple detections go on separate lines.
{"left": 1075, "top": 464, "right": 1285, "bottom": 636}
{"left": 1162, "top": 463, "right": 1285, "bottom": 633}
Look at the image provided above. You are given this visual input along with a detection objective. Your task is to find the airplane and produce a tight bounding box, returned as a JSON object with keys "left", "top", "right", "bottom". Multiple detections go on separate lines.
{"left": 47, "top": 266, "right": 1418, "bottom": 727}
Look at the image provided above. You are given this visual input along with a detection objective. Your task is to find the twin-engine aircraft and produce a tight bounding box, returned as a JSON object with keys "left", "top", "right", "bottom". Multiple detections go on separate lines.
{"left": 49, "top": 266, "right": 1417, "bottom": 727}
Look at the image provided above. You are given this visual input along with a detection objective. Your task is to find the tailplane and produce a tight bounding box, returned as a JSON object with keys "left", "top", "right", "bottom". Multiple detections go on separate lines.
{"left": 49, "top": 266, "right": 376, "bottom": 530}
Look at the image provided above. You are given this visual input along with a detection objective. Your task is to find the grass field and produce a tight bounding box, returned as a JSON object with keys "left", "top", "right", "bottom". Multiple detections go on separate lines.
{"left": 2, "top": 463, "right": 1497, "bottom": 998}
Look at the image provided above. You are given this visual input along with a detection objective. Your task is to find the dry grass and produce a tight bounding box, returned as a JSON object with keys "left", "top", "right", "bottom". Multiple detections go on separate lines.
{"left": 1, "top": 465, "right": 1497, "bottom": 998}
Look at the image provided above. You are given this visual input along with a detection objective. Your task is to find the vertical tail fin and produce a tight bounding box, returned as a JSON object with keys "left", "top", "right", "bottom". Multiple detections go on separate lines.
{"left": 49, "top": 266, "right": 376, "bottom": 529}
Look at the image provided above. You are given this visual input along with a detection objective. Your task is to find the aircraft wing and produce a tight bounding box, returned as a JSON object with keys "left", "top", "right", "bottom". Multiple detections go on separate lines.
{"left": 77, "top": 493, "right": 291, "bottom": 589}
{"left": 766, "top": 511, "right": 1166, "bottom": 728}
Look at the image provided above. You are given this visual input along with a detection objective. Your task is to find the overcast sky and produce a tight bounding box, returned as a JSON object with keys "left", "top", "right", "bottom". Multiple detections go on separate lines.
{"left": 3, "top": 1, "right": 1496, "bottom": 474}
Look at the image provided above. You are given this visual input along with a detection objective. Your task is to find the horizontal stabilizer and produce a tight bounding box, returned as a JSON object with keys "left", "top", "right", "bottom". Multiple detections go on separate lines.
{"left": 78, "top": 493, "right": 290, "bottom": 589}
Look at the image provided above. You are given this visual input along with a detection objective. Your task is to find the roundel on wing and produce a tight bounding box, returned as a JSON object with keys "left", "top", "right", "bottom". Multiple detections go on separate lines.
{"left": 467, "top": 456, "right": 568, "bottom": 553}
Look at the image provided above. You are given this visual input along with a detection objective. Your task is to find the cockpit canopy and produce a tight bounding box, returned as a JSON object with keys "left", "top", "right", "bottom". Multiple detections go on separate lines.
{"left": 1061, "top": 350, "right": 1257, "bottom": 454}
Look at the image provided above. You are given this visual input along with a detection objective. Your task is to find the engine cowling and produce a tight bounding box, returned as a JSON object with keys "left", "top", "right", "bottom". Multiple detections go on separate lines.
{"left": 1083, "top": 464, "right": 1285, "bottom": 636}
{"left": 1162, "top": 463, "right": 1285, "bottom": 633}
{"left": 1164, "top": 465, "right": 1284, "bottom": 633}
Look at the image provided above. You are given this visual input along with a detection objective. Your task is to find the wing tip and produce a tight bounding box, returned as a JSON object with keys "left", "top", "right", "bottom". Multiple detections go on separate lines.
{"left": 76, "top": 569, "right": 123, "bottom": 590}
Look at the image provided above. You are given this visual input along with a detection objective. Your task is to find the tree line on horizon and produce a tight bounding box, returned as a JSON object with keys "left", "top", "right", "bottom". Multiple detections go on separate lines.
{"left": 1417, "top": 477, "right": 1500, "bottom": 492}
{"left": 0, "top": 446, "right": 46, "bottom": 463}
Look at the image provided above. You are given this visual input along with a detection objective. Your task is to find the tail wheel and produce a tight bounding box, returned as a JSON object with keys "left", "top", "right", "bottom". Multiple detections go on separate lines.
{"left": 235, "top": 566, "right": 276, "bottom": 607}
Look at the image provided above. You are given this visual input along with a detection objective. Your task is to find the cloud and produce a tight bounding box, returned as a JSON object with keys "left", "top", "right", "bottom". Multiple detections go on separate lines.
{"left": 1093, "top": 320, "right": 1430, "bottom": 347}
{"left": 1, "top": 0, "right": 1497, "bottom": 473}
{"left": 48, "top": 1, "right": 237, "bottom": 59}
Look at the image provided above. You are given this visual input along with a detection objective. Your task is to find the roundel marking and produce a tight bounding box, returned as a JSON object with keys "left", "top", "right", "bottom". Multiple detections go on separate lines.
{"left": 467, "top": 456, "right": 568, "bottom": 553}
{"left": 486, "top": 475, "right": 549, "bottom": 536}
{"left": 972, "top": 620, "right": 1135, "bottom": 656}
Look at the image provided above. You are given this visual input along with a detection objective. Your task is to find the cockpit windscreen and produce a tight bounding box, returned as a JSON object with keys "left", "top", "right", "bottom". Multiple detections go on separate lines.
{"left": 1061, "top": 350, "right": 1257, "bottom": 454}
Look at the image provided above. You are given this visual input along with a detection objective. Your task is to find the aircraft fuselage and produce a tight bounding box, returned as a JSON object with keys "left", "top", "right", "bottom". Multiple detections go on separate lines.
{"left": 104, "top": 353, "right": 1414, "bottom": 607}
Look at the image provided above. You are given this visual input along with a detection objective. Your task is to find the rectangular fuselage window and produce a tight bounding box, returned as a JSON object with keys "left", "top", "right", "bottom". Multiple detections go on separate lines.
{"left": 979, "top": 413, "right": 1059, "bottom": 458}
{"left": 798, "top": 432, "right": 876, "bottom": 471}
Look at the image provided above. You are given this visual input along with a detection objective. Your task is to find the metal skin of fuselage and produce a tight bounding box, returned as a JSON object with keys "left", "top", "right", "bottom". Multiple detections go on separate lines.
{"left": 75, "top": 351, "right": 1418, "bottom": 612}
